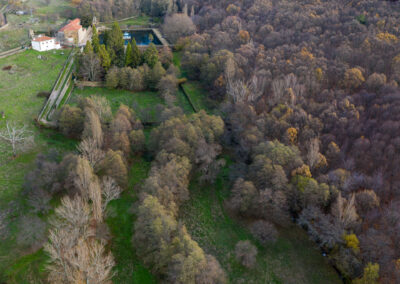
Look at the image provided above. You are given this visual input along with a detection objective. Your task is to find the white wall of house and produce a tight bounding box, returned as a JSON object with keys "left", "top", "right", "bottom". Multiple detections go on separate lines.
{"left": 32, "top": 38, "right": 61, "bottom": 52}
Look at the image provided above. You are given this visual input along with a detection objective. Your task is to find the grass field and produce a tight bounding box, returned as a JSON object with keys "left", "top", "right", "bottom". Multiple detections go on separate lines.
{"left": 71, "top": 87, "right": 165, "bottom": 122}
{"left": 172, "top": 51, "right": 211, "bottom": 112}
{"left": 107, "top": 157, "right": 156, "bottom": 283}
{"left": 0, "top": 49, "right": 73, "bottom": 198}
{"left": 0, "top": 49, "right": 77, "bottom": 282}
{"left": 71, "top": 86, "right": 196, "bottom": 120}
{"left": 103, "top": 15, "right": 153, "bottom": 28}
{"left": 180, "top": 159, "right": 342, "bottom": 284}
{"left": 181, "top": 81, "right": 211, "bottom": 112}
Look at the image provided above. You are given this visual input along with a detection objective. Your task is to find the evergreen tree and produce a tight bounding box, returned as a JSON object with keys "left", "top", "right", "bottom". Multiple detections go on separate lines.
{"left": 105, "top": 22, "right": 125, "bottom": 67}
{"left": 143, "top": 43, "right": 159, "bottom": 68}
{"left": 99, "top": 44, "right": 111, "bottom": 71}
{"left": 92, "top": 25, "right": 100, "bottom": 53}
{"left": 84, "top": 40, "right": 93, "bottom": 54}
{"left": 131, "top": 38, "right": 141, "bottom": 67}
{"left": 125, "top": 42, "right": 133, "bottom": 67}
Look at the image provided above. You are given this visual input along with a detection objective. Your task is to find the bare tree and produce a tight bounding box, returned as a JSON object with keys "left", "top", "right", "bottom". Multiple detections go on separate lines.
{"left": 101, "top": 176, "right": 122, "bottom": 211}
{"left": 45, "top": 195, "right": 115, "bottom": 283}
{"left": 235, "top": 240, "right": 258, "bottom": 268}
{"left": 0, "top": 121, "right": 34, "bottom": 157}
{"left": 73, "top": 157, "right": 95, "bottom": 199}
{"left": 77, "top": 138, "right": 105, "bottom": 169}
{"left": 271, "top": 74, "right": 304, "bottom": 106}
{"left": 307, "top": 138, "right": 320, "bottom": 170}
{"left": 162, "top": 13, "right": 196, "bottom": 43}
{"left": 79, "top": 53, "right": 102, "bottom": 81}
{"left": 332, "top": 193, "right": 359, "bottom": 231}
{"left": 89, "top": 179, "right": 103, "bottom": 223}
{"left": 82, "top": 109, "right": 103, "bottom": 147}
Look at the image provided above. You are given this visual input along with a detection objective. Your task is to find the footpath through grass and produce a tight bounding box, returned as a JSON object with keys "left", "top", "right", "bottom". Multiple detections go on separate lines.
{"left": 180, "top": 158, "right": 342, "bottom": 284}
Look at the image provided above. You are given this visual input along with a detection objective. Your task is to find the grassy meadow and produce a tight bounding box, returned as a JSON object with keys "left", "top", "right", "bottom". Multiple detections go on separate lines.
{"left": 0, "top": 49, "right": 74, "bottom": 199}
{"left": 0, "top": 49, "right": 77, "bottom": 282}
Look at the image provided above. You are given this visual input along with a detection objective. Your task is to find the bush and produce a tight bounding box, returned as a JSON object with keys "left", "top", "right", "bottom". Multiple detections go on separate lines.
{"left": 37, "top": 91, "right": 51, "bottom": 98}
{"left": 235, "top": 240, "right": 258, "bottom": 268}
{"left": 250, "top": 220, "right": 278, "bottom": 245}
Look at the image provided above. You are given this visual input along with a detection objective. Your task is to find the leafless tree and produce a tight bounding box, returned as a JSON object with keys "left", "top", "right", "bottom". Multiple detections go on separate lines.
{"left": 45, "top": 195, "right": 115, "bottom": 283}
{"left": 226, "top": 79, "right": 248, "bottom": 103}
{"left": 0, "top": 121, "right": 34, "bottom": 157}
{"left": 235, "top": 240, "right": 258, "bottom": 268}
{"left": 73, "top": 157, "right": 95, "bottom": 199}
{"left": 162, "top": 13, "right": 196, "bottom": 43}
{"left": 332, "top": 193, "right": 359, "bottom": 231}
{"left": 77, "top": 138, "right": 105, "bottom": 169}
{"left": 307, "top": 138, "right": 320, "bottom": 170}
{"left": 80, "top": 53, "right": 102, "bottom": 81}
{"left": 82, "top": 108, "right": 103, "bottom": 147}
{"left": 271, "top": 73, "right": 304, "bottom": 106}
{"left": 89, "top": 179, "right": 103, "bottom": 223}
{"left": 101, "top": 176, "right": 122, "bottom": 212}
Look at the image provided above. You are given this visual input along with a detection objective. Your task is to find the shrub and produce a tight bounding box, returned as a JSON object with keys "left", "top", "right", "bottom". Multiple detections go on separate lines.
{"left": 250, "top": 220, "right": 278, "bottom": 245}
{"left": 235, "top": 240, "right": 258, "bottom": 268}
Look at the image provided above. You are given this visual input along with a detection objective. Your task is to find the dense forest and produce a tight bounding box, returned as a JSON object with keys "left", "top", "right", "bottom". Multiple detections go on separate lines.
{"left": 2, "top": 0, "right": 400, "bottom": 283}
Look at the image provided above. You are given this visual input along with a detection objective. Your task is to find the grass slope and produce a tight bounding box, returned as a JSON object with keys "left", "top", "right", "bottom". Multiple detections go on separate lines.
{"left": 0, "top": 49, "right": 76, "bottom": 282}
{"left": 180, "top": 159, "right": 341, "bottom": 284}
{"left": 0, "top": 49, "right": 73, "bottom": 200}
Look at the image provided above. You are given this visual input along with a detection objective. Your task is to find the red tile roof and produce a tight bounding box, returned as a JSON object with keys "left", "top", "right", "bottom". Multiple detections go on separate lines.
{"left": 32, "top": 36, "right": 54, "bottom": 42}
{"left": 59, "top": 18, "right": 82, "bottom": 32}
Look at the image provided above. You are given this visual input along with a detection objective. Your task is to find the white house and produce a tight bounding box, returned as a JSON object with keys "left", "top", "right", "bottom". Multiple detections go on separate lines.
{"left": 31, "top": 36, "right": 61, "bottom": 52}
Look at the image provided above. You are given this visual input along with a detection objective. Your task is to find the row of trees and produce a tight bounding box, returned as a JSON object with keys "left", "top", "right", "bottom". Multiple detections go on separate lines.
{"left": 133, "top": 110, "right": 227, "bottom": 283}
{"left": 78, "top": 22, "right": 172, "bottom": 83}
{"left": 8, "top": 96, "right": 143, "bottom": 282}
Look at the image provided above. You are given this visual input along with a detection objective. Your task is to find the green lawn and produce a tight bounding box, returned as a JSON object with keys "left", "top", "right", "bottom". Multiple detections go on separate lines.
{"left": 0, "top": 49, "right": 73, "bottom": 198}
{"left": 172, "top": 51, "right": 211, "bottom": 112}
{"left": 180, "top": 159, "right": 342, "bottom": 284}
{"left": 107, "top": 157, "right": 156, "bottom": 283}
{"left": 71, "top": 87, "right": 165, "bottom": 122}
{"left": 0, "top": 49, "right": 77, "bottom": 283}
{"left": 181, "top": 81, "right": 210, "bottom": 112}
{"left": 71, "top": 86, "right": 196, "bottom": 120}
{"left": 107, "top": 16, "right": 153, "bottom": 28}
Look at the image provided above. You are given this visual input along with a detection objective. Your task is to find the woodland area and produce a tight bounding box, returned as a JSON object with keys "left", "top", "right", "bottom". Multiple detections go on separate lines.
{"left": 2, "top": 0, "right": 400, "bottom": 283}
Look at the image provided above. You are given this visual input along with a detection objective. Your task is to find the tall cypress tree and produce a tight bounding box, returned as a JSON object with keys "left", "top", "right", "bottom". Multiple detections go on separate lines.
{"left": 84, "top": 40, "right": 93, "bottom": 54}
{"left": 105, "top": 22, "right": 125, "bottom": 67}
{"left": 99, "top": 44, "right": 111, "bottom": 71}
{"left": 125, "top": 42, "right": 133, "bottom": 67}
{"left": 92, "top": 25, "right": 100, "bottom": 53}
{"left": 143, "top": 43, "right": 159, "bottom": 68}
{"left": 131, "top": 38, "right": 141, "bottom": 68}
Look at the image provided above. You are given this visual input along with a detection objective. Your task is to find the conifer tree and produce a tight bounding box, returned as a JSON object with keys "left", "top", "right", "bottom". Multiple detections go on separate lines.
{"left": 92, "top": 25, "right": 100, "bottom": 53}
{"left": 143, "top": 43, "right": 159, "bottom": 68}
{"left": 99, "top": 44, "right": 111, "bottom": 71}
{"left": 84, "top": 40, "right": 93, "bottom": 54}
{"left": 125, "top": 42, "right": 133, "bottom": 67}
{"left": 131, "top": 38, "right": 141, "bottom": 67}
{"left": 105, "top": 22, "right": 125, "bottom": 67}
